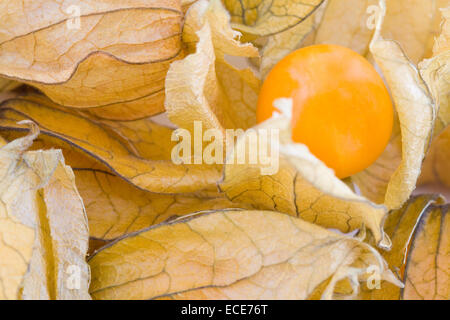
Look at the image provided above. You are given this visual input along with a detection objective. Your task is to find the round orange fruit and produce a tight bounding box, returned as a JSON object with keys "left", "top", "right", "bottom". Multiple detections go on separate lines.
{"left": 257, "top": 44, "right": 394, "bottom": 179}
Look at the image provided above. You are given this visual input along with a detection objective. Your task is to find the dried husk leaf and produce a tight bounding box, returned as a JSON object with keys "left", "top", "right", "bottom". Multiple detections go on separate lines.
{"left": 94, "top": 118, "right": 176, "bottom": 161}
{"left": 431, "top": 7, "right": 450, "bottom": 56}
{"left": 220, "top": 100, "right": 390, "bottom": 247}
{"left": 381, "top": 0, "right": 449, "bottom": 64}
{"left": 185, "top": 0, "right": 259, "bottom": 60}
{"left": 0, "top": 78, "right": 20, "bottom": 92}
{"left": 419, "top": 126, "right": 450, "bottom": 188}
{"left": 356, "top": 0, "right": 436, "bottom": 210}
{"left": 401, "top": 203, "right": 449, "bottom": 299}
{"left": 223, "top": 0, "right": 325, "bottom": 36}
{"left": 259, "top": 1, "right": 327, "bottom": 78}
{"left": 419, "top": 7, "right": 450, "bottom": 136}
{"left": 89, "top": 209, "right": 400, "bottom": 300}
{"left": 0, "top": 134, "right": 6, "bottom": 145}
{"left": 75, "top": 169, "right": 248, "bottom": 241}
{"left": 165, "top": 0, "right": 260, "bottom": 136}
{"left": 314, "top": 0, "right": 378, "bottom": 55}
{"left": 182, "top": 0, "right": 200, "bottom": 12}
{"left": 0, "top": 0, "right": 184, "bottom": 120}
{"left": 0, "top": 123, "right": 90, "bottom": 299}
{"left": 360, "top": 195, "right": 448, "bottom": 300}
{"left": 6, "top": 92, "right": 178, "bottom": 161}
{"left": 351, "top": 121, "right": 402, "bottom": 205}
{"left": 0, "top": 97, "right": 221, "bottom": 194}
{"left": 0, "top": 131, "right": 35, "bottom": 300}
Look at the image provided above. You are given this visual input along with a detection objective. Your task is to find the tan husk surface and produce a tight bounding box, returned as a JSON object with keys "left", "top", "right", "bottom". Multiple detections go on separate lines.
{"left": 0, "top": 123, "right": 90, "bottom": 299}
{"left": 0, "top": 0, "right": 449, "bottom": 301}
{"left": 89, "top": 209, "right": 401, "bottom": 300}
{"left": 0, "top": 0, "right": 184, "bottom": 120}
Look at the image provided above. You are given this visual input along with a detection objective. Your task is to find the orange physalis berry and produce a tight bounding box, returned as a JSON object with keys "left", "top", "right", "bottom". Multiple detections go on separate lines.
{"left": 257, "top": 44, "right": 394, "bottom": 179}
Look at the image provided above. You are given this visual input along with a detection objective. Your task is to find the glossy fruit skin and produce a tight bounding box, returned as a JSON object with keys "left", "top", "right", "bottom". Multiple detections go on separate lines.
{"left": 257, "top": 44, "right": 394, "bottom": 179}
